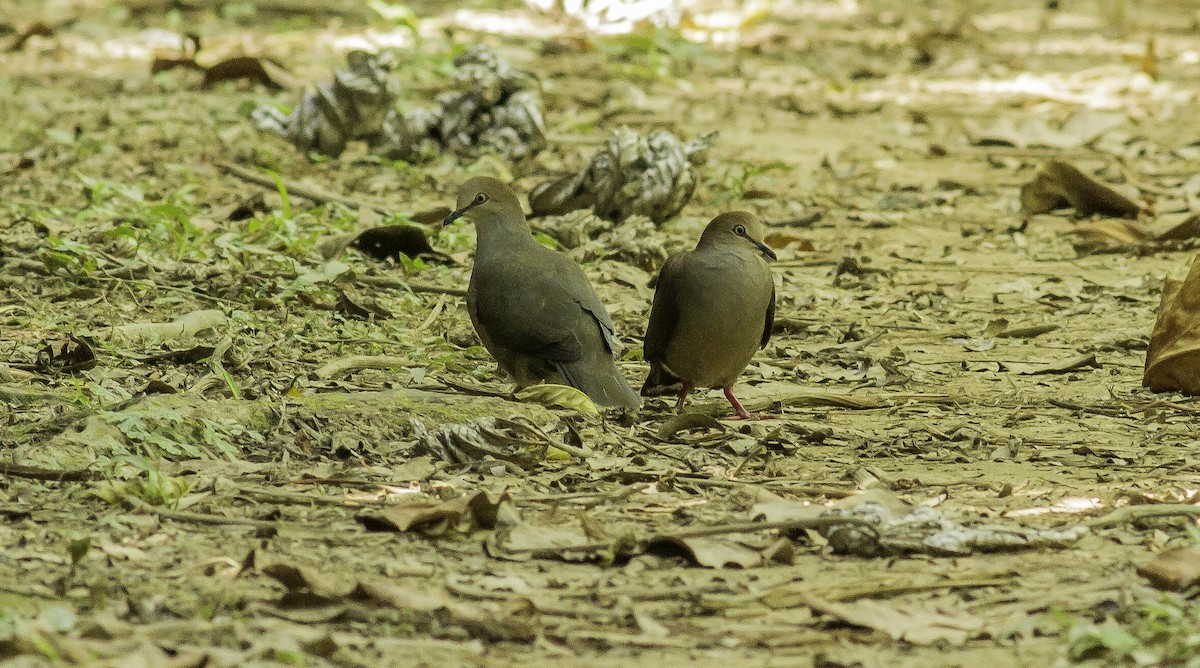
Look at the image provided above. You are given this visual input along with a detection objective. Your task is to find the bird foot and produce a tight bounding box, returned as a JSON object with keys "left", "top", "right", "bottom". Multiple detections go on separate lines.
{"left": 673, "top": 382, "right": 694, "bottom": 412}
{"left": 724, "top": 387, "right": 767, "bottom": 420}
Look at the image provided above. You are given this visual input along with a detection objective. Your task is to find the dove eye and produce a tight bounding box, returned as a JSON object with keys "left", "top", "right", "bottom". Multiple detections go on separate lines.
{"left": 474, "top": 193, "right": 489, "bottom": 204}
{"left": 733, "top": 224, "right": 746, "bottom": 236}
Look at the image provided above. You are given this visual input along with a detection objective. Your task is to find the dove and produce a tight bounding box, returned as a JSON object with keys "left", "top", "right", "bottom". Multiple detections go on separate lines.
{"left": 641, "top": 211, "right": 776, "bottom": 419}
{"left": 444, "top": 176, "right": 641, "bottom": 409}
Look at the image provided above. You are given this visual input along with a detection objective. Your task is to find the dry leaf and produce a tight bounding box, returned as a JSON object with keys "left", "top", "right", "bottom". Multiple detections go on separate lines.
{"left": 1020, "top": 160, "right": 1142, "bottom": 219}
{"left": 965, "top": 109, "right": 1125, "bottom": 149}
{"left": 646, "top": 536, "right": 762, "bottom": 569}
{"left": 1157, "top": 214, "right": 1200, "bottom": 242}
{"left": 656, "top": 413, "right": 725, "bottom": 441}
{"left": 1145, "top": 255, "right": 1200, "bottom": 393}
{"left": 1136, "top": 546, "right": 1200, "bottom": 591}
{"left": 357, "top": 489, "right": 515, "bottom": 535}
{"left": 514, "top": 384, "right": 599, "bottom": 414}
{"left": 353, "top": 225, "right": 435, "bottom": 261}
{"left": 999, "top": 353, "right": 1099, "bottom": 375}
{"left": 804, "top": 596, "right": 984, "bottom": 645}
{"left": 109, "top": 309, "right": 227, "bottom": 345}
{"left": 1072, "top": 219, "right": 1155, "bottom": 245}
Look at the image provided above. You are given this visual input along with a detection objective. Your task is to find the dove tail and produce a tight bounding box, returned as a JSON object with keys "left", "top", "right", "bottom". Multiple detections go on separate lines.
{"left": 640, "top": 363, "right": 684, "bottom": 397}
{"left": 556, "top": 357, "right": 642, "bottom": 409}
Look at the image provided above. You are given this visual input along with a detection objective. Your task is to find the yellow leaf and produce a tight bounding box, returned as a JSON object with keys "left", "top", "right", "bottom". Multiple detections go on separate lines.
{"left": 515, "top": 384, "right": 599, "bottom": 414}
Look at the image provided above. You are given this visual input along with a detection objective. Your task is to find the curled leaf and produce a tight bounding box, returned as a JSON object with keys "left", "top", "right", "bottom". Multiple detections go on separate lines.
{"left": 1019, "top": 160, "right": 1142, "bottom": 219}
{"left": 1145, "top": 255, "right": 1200, "bottom": 393}
{"left": 529, "top": 128, "right": 717, "bottom": 224}
{"left": 656, "top": 413, "right": 725, "bottom": 441}
{"left": 353, "top": 225, "right": 434, "bottom": 261}
{"left": 515, "top": 384, "right": 599, "bottom": 414}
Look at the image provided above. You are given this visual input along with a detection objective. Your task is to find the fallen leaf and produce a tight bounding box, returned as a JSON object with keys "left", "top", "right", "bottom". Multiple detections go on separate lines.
{"left": 201, "top": 56, "right": 283, "bottom": 91}
{"left": 647, "top": 536, "right": 763, "bottom": 568}
{"left": 7, "top": 21, "right": 59, "bottom": 52}
{"left": 35, "top": 335, "right": 97, "bottom": 374}
{"left": 1157, "top": 214, "right": 1200, "bottom": 242}
{"left": 965, "top": 109, "right": 1125, "bottom": 149}
{"left": 1020, "top": 160, "right": 1142, "bottom": 219}
{"left": 656, "top": 413, "right": 726, "bottom": 441}
{"left": 353, "top": 225, "right": 435, "bottom": 261}
{"left": 1145, "top": 255, "right": 1200, "bottom": 393}
{"left": 804, "top": 595, "right": 984, "bottom": 645}
{"left": 1137, "top": 546, "right": 1200, "bottom": 591}
{"left": 139, "top": 345, "right": 217, "bottom": 366}
{"left": 357, "top": 490, "right": 515, "bottom": 535}
{"left": 1000, "top": 353, "right": 1099, "bottom": 375}
{"left": 262, "top": 563, "right": 355, "bottom": 599}
{"left": 515, "top": 384, "right": 599, "bottom": 414}
{"left": 336, "top": 288, "right": 392, "bottom": 320}
{"left": 109, "top": 309, "right": 227, "bottom": 345}
{"left": 1072, "top": 219, "right": 1155, "bottom": 245}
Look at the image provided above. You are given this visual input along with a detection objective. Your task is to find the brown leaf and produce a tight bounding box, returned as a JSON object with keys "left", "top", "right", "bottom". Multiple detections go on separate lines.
{"left": 7, "top": 21, "right": 58, "bottom": 52}
{"left": 35, "top": 335, "right": 98, "bottom": 374}
{"left": 1020, "top": 160, "right": 1142, "bottom": 219}
{"left": 336, "top": 288, "right": 392, "bottom": 320}
{"left": 1145, "top": 255, "right": 1200, "bottom": 393}
{"left": 354, "top": 579, "right": 537, "bottom": 642}
{"left": 1072, "top": 219, "right": 1155, "bottom": 245}
{"left": 646, "top": 536, "right": 763, "bottom": 568}
{"left": 999, "top": 353, "right": 1099, "bottom": 375}
{"left": 1157, "top": 214, "right": 1200, "bottom": 242}
{"left": 803, "top": 596, "right": 983, "bottom": 645}
{"left": 965, "top": 109, "right": 1125, "bottom": 149}
{"left": 656, "top": 413, "right": 726, "bottom": 441}
{"left": 408, "top": 207, "right": 453, "bottom": 226}
{"left": 262, "top": 563, "right": 356, "bottom": 599}
{"left": 356, "top": 490, "right": 514, "bottom": 535}
{"left": 139, "top": 345, "right": 217, "bottom": 366}
{"left": 150, "top": 57, "right": 205, "bottom": 76}
{"left": 201, "top": 56, "right": 283, "bottom": 91}
{"left": 1136, "top": 546, "right": 1200, "bottom": 591}
{"left": 353, "top": 225, "right": 435, "bottom": 261}
{"left": 763, "top": 231, "right": 815, "bottom": 251}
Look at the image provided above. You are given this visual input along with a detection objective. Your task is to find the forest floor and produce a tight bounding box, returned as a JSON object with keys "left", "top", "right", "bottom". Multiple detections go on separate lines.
{"left": 4, "top": 0, "right": 1200, "bottom": 665}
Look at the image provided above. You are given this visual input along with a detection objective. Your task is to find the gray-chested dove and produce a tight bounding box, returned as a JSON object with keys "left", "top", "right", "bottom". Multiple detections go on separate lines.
{"left": 641, "top": 211, "right": 776, "bottom": 419}
{"left": 444, "top": 176, "right": 642, "bottom": 409}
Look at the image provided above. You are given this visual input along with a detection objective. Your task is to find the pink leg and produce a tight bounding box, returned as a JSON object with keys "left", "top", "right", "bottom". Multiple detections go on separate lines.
{"left": 724, "top": 386, "right": 754, "bottom": 420}
{"left": 674, "top": 382, "right": 693, "bottom": 412}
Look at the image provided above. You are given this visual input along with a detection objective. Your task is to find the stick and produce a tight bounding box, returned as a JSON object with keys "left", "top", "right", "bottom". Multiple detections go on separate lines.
{"left": 354, "top": 275, "right": 467, "bottom": 297}
{"left": 125, "top": 496, "right": 279, "bottom": 530}
{"left": 314, "top": 355, "right": 411, "bottom": 380}
{"left": 1085, "top": 504, "right": 1200, "bottom": 528}
{"left": 0, "top": 462, "right": 94, "bottom": 481}
{"left": 218, "top": 161, "right": 402, "bottom": 218}
{"left": 504, "top": 517, "right": 876, "bottom": 555}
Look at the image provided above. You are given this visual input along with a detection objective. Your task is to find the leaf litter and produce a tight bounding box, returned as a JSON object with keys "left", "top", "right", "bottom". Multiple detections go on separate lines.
{"left": 4, "top": 0, "right": 1200, "bottom": 666}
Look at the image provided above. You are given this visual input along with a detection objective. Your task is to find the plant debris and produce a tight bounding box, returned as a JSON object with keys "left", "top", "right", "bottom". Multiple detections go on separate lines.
{"left": 1019, "top": 160, "right": 1143, "bottom": 219}
{"left": 1145, "top": 254, "right": 1200, "bottom": 393}
{"left": 253, "top": 45, "right": 546, "bottom": 162}
{"left": 529, "top": 128, "right": 717, "bottom": 223}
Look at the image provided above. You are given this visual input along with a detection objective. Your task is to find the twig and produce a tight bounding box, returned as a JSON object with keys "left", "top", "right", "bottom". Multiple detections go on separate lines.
{"left": 314, "top": 354, "right": 410, "bottom": 380}
{"left": 504, "top": 517, "right": 876, "bottom": 555}
{"left": 355, "top": 275, "right": 467, "bottom": 297}
{"left": 1085, "top": 503, "right": 1200, "bottom": 528}
{"left": 0, "top": 384, "right": 75, "bottom": 404}
{"left": 218, "top": 160, "right": 401, "bottom": 218}
{"left": 0, "top": 462, "right": 94, "bottom": 481}
{"left": 125, "top": 496, "right": 279, "bottom": 530}
{"left": 671, "top": 474, "right": 857, "bottom": 498}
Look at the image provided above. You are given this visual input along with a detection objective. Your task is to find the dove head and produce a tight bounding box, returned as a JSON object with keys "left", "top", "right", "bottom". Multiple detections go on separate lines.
{"left": 443, "top": 176, "right": 525, "bottom": 229}
{"left": 698, "top": 211, "right": 777, "bottom": 260}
